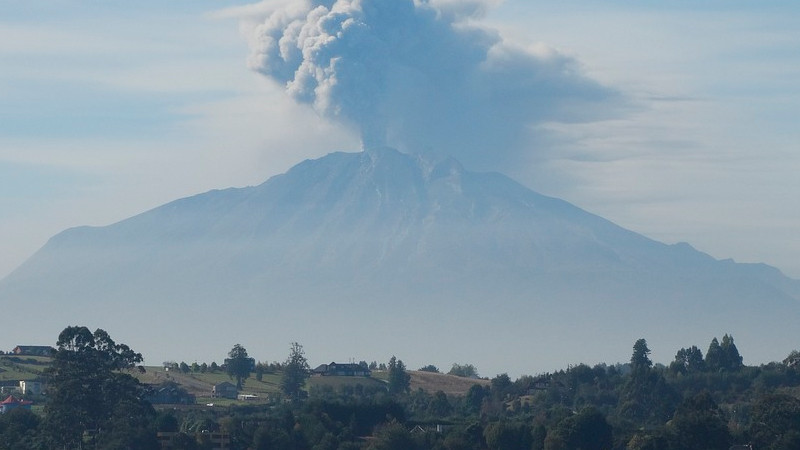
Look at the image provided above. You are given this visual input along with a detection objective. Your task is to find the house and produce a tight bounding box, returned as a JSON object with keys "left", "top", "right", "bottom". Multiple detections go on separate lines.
{"left": 19, "top": 380, "right": 42, "bottom": 395}
{"left": 410, "top": 425, "right": 427, "bottom": 434}
{"left": 146, "top": 382, "right": 195, "bottom": 405}
{"left": 312, "top": 362, "right": 371, "bottom": 377}
{"left": 11, "top": 346, "right": 54, "bottom": 357}
{"left": 410, "top": 424, "right": 446, "bottom": 434}
{"left": 0, "top": 395, "right": 33, "bottom": 414}
{"left": 528, "top": 376, "right": 550, "bottom": 393}
{"left": 211, "top": 382, "right": 238, "bottom": 399}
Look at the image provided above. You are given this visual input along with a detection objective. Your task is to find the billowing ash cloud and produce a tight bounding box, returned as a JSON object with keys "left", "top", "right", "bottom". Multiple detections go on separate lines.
{"left": 245, "top": 0, "right": 621, "bottom": 169}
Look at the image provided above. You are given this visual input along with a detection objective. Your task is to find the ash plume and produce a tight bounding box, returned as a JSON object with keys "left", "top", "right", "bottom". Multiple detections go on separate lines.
{"left": 243, "top": 0, "right": 621, "bottom": 169}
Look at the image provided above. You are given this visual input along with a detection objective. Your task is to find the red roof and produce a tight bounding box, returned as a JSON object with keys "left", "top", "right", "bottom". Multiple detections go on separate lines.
{"left": 2, "top": 395, "right": 33, "bottom": 406}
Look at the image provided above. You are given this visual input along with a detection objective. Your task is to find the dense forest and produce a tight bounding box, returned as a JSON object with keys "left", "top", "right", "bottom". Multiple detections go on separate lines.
{"left": 2, "top": 327, "right": 800, "bottom": 449}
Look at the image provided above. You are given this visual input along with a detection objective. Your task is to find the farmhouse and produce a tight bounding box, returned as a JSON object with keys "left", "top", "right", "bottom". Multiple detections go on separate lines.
{"left": 0, "top": 395, "right": 33, "bottom": 414}
{"left": 146, "top": 382, "right": 195, "bottom": 405}
{"left": 312, "top": 362, "right": 371, "bottom": 377}
{"left": 211, "top": 381, "right": 238, "bottom": 399}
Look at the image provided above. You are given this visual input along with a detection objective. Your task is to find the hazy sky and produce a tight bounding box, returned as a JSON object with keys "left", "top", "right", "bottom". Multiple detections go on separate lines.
{"left": 2, "top": 0, "right": 799, "bottom": 289}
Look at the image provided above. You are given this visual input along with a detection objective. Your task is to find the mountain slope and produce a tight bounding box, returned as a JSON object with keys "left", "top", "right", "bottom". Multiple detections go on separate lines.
{"left": 2, "top": 148, "right": 798, "bottom": 375}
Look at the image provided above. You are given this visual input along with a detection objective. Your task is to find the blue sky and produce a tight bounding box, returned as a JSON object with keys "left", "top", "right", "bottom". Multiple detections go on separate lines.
{"left": 2, "top": 0, "right": 799, "bottom": 285}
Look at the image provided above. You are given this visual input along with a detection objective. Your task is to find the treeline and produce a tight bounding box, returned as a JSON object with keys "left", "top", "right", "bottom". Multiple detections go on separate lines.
{"left": 3, "top": 327, "right": 800, "bottom": 449}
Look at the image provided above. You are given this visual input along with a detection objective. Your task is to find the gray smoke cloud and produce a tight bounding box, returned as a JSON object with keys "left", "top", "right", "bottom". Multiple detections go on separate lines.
{"left": 245, "top": 0, "right": 621, "bottom": 169}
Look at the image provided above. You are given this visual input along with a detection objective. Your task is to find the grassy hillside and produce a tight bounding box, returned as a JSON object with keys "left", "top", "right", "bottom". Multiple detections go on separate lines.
{"left": 0, "top": 355, "right": 49, "bottom": 382}
{"left": 0, "top": 356, "right": 485, "bottom": 406}
{"left": 407, "top": 370, "right": 488, "bottom": 395}
{"left": 135, "top": 366, "right": 283, "bottom": 405}
{"left": 136, "top": 367, "right": 484, "bottom": 404}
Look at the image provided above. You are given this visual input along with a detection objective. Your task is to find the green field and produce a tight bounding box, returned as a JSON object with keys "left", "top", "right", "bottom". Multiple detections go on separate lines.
{"left": 138, "top": 366, "right": 389, "bottom": 405}
{"left": 0, "top": 355, "right": 49, "bottom": 382}
{"left": 0, "top": 356, "right": 479, "bottom": 408}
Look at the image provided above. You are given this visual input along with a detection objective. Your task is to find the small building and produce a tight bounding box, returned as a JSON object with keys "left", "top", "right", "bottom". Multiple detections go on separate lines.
{"left": 527, "top": 376, "right": 550, "bottom": 393}
{"left": 19, "top": 380, "right": 42, "bottom": 396}
{"left": 0, "top": 396, "right": 33, "bottom": 414}
{"left": 410, "top": 424, "right": 446, "bottom": 434}
{"left": 11, "top": 346, "right": 54, "bottom": 357}
{"left": 312, "top": 362, "right": 371, "bottom": 377}
{"left": 211, "top": 382, "right": 238, "bottom": 399}
{"left": 146, "top": 382, "right": 195, "bottom": 405}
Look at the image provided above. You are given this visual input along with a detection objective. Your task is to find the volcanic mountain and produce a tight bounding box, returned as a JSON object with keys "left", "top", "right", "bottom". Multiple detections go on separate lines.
{"left": 2, "top": 147, "right": 798, "bottom": 374}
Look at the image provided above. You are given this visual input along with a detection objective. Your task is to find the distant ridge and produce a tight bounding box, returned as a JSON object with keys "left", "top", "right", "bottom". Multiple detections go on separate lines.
{"left": 2, "top": 147, "right": 798, "bottom": 375}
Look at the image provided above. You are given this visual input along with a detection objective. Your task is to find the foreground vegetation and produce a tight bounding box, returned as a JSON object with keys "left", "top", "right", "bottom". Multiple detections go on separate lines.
{"left": 2, "top": 328, "right": 800, "bottom": 449}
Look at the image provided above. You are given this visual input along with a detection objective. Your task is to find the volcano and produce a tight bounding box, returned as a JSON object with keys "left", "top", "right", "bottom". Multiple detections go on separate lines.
{"left": 2, "top": 147, "right": 798, "bottom": 375}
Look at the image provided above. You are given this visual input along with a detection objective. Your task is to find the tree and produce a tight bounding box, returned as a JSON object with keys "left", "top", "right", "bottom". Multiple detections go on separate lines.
{"left": 281, "top": 342, "right": 309, "bottom": 401}
{"left": 706, "top": 335, "right": 743, "bottom": 372}
{"left": 368, "top": 421, "right": 417, "bottom": 450}
{"left": 619, "top": 338, "right": 678, "bottom": 426}
{"left": 667, "top": 392, "right": 731, "bottom": 450}
{"left": 427, "top": 390, "right": 453, "bottom": 417}
{"left": 720, "top": 334, "right": 743, "bottom": 371}
{"left": 626, "top": 431, "right": 669, "bottom": 450}
{"left": 226, "top": 344, "right": 253, "bottom": 389}
{"left": 544, "top": 407, "right": 612, "bottom": 450}
{"left": 631, "top": 338, "right": 652, "bottom": 372}
{"left": 0, "top": 408, "right": 42, "bottom": 449}
{"left": 491, "top": 373, "right": 513, "bottom": 400}
{"left": 418, "top": 364, "right": 439, "bottom": 373}
{"left": 43, "top": 326, "right": 154, "bottom": 448}
{"left": 705, "top": 337, "right": 723, "bottom": 371}
{"left": 750, "top": 393, "right": 800, "bottom": 449}
{"left": 388, "top": 356, "right": 410, "bottom": 395}
{"left": 670, "top": 346, "right": 705, "bottom": 375}
{"left": 619, "top": 366, "right": 678, "bottom": 426}
{"left": 255, "top": 362, "right": 265, "bottom": 381}
{"left": 484, "top": 421, "right": 533, "bottom": 450}
{"left": 783, "top": 350, "right": 800, "bottom": 367}
{"left": 154, "top": 412, "right": 179, "bottom": 433}
{"left": 465, "top": 384, "right": 489, "bottom": 413}
{"left": 448, "top": 363, "right": 478, "bottom": 378}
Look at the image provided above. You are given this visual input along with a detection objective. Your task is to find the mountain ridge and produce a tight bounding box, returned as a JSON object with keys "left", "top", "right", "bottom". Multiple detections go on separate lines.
{"left": 2, "top": 147, "right": 798, "bottom": 376}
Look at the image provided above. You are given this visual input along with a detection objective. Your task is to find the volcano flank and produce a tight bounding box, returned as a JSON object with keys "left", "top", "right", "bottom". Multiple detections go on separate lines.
{"left": 2, "top": 148, "right": 798, "bottom": 374}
